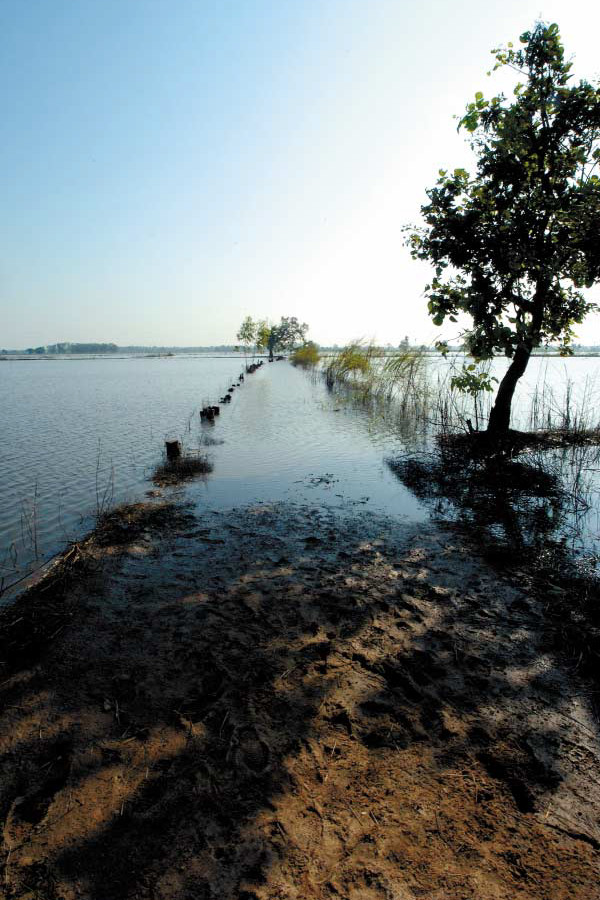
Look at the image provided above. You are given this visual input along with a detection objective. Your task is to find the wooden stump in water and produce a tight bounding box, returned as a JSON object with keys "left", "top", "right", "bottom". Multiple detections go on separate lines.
{"left": 165, "top": 440, "right": 181, "bottom": 461}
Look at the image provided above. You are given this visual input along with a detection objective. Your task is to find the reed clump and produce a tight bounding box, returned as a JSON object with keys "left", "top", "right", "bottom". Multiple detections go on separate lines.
{"left": 323, "top": 341, "right": 431, "bottom": 423}
{"left": 291, "top": 342, "right": 320, "bottom": 368}
{"left": 324, "top": 341, "right": 376, "bottom": 392}
{"left": 152, "top": 452, "right": 213, "bottom": 486}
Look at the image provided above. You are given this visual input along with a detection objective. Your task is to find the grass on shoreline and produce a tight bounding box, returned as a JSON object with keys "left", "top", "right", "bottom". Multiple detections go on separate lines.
{"left": 152, "top": 452, "right": 213, "bottom": 486}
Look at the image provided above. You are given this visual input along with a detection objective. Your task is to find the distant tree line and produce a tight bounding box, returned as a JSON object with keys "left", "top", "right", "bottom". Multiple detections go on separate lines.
{"left": 18, "top": 342, "right": 119, "bottom": 355}
{"left": 1, "top": 343, "right": 247, "bottom": 355}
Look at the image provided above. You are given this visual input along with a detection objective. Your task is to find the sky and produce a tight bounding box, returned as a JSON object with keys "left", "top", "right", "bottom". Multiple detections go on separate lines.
{"left": 1, "top": 0, "right": 600, "bottom": 349}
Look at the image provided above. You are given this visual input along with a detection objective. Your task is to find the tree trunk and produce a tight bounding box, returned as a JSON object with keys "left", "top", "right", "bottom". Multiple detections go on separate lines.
{"left": 487, "top": 343, "right": 532, "bottom": 434}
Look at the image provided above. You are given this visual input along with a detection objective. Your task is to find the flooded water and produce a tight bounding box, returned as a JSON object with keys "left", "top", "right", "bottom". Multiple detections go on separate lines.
{"left": 0, "top": 355, "right": 426, "bottom": 589}
{"left": 1, "top": 353, "right": 599, "bottom": 591}
{"left": 0, "top": 355, "right": 244, "bottom": 587}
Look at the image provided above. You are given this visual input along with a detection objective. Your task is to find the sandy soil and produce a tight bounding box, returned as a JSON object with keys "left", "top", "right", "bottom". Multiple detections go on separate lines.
{"left": 1, "top": 498, "right": 599, "bottom": 899}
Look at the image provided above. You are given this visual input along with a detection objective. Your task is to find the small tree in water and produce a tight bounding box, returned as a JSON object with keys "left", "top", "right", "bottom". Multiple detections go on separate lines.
{"left": 408, "top": 23, "right": 600, "bottom": 434}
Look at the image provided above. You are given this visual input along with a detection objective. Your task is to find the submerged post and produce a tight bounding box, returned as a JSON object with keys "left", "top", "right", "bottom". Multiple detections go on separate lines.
{"left": 165, "top": 440, "right": 181, "bottom": 461}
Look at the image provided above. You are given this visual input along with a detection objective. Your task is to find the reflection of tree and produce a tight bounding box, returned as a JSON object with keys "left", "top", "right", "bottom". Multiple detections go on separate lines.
{"left": 389, "top": 451, "right": 566, "bottom": 560}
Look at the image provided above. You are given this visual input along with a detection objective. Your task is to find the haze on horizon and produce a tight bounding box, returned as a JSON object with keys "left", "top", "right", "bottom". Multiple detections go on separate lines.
{"left": 2, "top": 0, "right": 600, "bottom": 350}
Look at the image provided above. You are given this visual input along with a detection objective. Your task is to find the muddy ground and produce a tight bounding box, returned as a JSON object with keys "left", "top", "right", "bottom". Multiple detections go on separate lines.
{"left": 1, "top": 498, "right": 599, "bottom": 899}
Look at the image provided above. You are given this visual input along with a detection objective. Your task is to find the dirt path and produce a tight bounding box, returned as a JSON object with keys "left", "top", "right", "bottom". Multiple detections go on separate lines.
{"left": 1, "top": 499, "right": 599, "bottom": 899}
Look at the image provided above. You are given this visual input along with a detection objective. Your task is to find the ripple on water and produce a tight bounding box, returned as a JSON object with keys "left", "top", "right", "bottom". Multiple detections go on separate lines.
{"left": 4, "top": 354, "right": 598, "bottom": 585}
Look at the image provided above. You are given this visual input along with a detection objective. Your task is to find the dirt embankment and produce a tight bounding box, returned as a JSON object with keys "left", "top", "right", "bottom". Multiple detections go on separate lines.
{"left": 0, "top": 499, "right": 599, "bottom": 899}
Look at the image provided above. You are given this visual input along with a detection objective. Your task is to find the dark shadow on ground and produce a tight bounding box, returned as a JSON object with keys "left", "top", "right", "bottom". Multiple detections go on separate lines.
{"left": 388, "top": 446, "right": 600, "bottom": 698}
{"left": 1, "top": 500, "right": 599, "bottom": 899}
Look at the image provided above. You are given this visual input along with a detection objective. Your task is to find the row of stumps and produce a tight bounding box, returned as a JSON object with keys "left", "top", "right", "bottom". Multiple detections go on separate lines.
{"left": 164, "top": 359, "right": 265, "bottom": 459}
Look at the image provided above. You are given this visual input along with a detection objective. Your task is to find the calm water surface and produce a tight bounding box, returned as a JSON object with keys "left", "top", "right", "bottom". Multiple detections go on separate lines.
{"left": 1, "top": 356, "right": 243, "bottom": 585}
{"left": 0, "top": 355, "right": 426, "bottom": 588}
{"left": 2, "top": 354, "right": 599, "bottom": 590}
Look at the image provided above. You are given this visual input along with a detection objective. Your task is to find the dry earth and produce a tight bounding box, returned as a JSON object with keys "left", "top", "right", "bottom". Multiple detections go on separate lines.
{"left": 1, "top": 498, "right": 599, "bottom": 899}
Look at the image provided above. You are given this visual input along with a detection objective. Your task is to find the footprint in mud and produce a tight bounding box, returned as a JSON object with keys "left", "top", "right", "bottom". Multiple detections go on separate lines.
{"left": 360, "top": 697, "right": 395, "bottom": 716}
{"left": 394, "top": 594, "right": 424, "bottom": 623}
{"left": 360, "top": 696, "right": 422, "bottom": 738}
{"left": 419, "top": 700, "right": 452, "bottom": 742}
{"left": 301, "top": 640, "right": 332, "bottom": 663}
{"left": 462, "top": 654, "right": 492, "bottom": 675}
{"left": 468, "top": 725, "right": 493, "bottom": 747}
{"left": 229, "top": 727, "right": 271, "bottom": 776}
{"left": 361, "top": 726, "right": 410, "bottom": 750}
{"left": 381, "top": 663, "right": 422, "bottom": 703}
{"left": 477, "top": 751, "right": 536, "bottom": 813}
{"left": 429, "top": 629, "right": 454, "bottom": 651}
{"left": 327, "top": 706, "right": 354, "bottom": 735}
{"left": 177, "top": 665, "right": 228, "bottom": 722}
{"left": 509, "top": 597, "right": 533, "bottom": 615}
{"left": 409, "top": 649, "right": 448, "bottom": 685}
{"left": 351, "top": 653, "right": 423, "bottom": 704}
{"left": 10, "top": 738, "right": 72, "bottom": 829}
{"left": 456, "top": 654, "right": 493, "bottom": 694}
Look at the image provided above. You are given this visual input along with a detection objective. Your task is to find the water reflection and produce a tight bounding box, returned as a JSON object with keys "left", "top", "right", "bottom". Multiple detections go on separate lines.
{"left": 1, "top": 358, "right": 428, "bottom": 590}
{"left": 2, "top": 353, "right": 600, "bottom": 591}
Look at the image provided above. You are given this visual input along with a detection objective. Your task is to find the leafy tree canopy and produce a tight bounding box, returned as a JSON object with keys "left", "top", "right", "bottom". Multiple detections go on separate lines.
{"left": 236, "top": 315, "right": 309, "bottom": 360}
{"left": 267, "top": 316, "right": 309, "bottom": 359}
{"left": 236, "top": 316, "right": 256, "bottom": 350}
{"left": 255, "top": 319, "right": 271, "bottom": 353}
{"left": 407, "top": 22, "right": 600, "bottom": 432}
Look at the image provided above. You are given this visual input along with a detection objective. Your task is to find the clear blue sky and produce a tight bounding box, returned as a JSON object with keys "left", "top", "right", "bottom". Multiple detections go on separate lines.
{"left": 1, "top": 0, "right": 599, "bottom": 348}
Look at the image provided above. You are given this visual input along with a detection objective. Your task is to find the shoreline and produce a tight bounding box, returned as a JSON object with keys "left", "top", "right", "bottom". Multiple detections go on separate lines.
{"left": 1, "top": 495, "right": 599, "bottom": 898}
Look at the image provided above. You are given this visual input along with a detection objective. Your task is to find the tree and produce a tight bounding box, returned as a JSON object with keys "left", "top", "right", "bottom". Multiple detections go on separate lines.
{"left": 255, "top": 319, "right": 271, "bottom": 355}
{"left": 407, "top": 23, "right": 600, "bottom": 434}
{"left": 236, "top": 316, "right": 256, "bottom": 359}
{"left": 266, "top": 316, "right": 309, "bottom": 360}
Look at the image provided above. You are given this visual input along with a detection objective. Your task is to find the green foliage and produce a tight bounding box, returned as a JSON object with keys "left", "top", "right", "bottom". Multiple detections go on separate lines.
{"left": 237, "top": 315, "right": 309, "bottom": 359}
{"left": 407, "top": 23, "right": 600, "bottom": 430}
{"left": 324, "top": 341, "right": 376, "bottom": 388}
{"left": 267, "top": 316, "right": 309, "bottom": 358}
{"left": 291, "top": 341, "right": 320, "bottom": 367}
{"left": 255, "top": 319, "right": 271, "bottom": 353}
{"left": 450, "top": 364, "right": 498, "bottom": 398}
{"left": 236, "top": 316, "right": 256, "bottom": 354}
{"left": 323, "top": 342, "right": 432, "bottom": 425}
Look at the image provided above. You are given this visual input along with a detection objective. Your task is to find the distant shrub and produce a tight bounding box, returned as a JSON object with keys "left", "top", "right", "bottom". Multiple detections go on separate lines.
{"left": 291, "top": 342, "right": 320, "bottom": 368}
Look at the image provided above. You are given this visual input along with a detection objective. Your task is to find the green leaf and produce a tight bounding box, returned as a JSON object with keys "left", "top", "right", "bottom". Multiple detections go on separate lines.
{"left": 413, "top": 21, "right": 600, "bottom": 424}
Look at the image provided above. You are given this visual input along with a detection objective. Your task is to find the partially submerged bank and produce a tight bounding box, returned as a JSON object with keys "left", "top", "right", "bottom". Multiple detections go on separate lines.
{"left": 1, "top": 497, "right": 599, "bottom": 899}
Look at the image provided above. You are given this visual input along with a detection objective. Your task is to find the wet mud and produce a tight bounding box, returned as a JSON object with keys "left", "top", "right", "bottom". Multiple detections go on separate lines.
{"left": 1, "top": 499, "right": 599, "bottom": 899}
